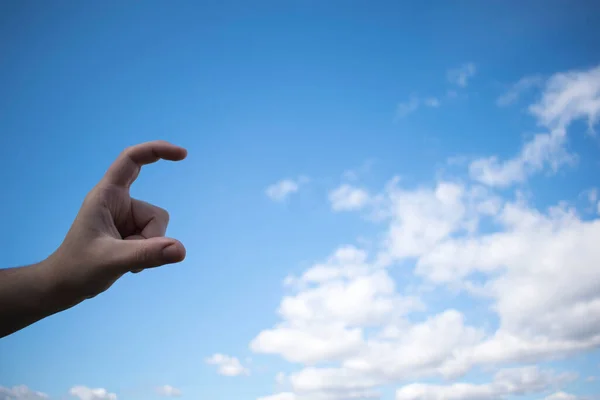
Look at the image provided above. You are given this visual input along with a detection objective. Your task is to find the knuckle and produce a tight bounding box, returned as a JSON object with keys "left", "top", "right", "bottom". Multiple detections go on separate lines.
{"left": 154, "top": 206, "right": 170, "bottom": 223}
{"left": 120, "top": 146, "right": 136, "bottom": 163}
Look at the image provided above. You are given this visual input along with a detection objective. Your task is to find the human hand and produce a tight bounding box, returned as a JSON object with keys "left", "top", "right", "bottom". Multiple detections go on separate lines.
{"left": 44, "top": 140, "right": 187, "bottom": 307}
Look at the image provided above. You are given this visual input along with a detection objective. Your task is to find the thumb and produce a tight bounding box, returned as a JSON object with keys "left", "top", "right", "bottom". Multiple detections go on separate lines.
{"left": 113, "top": 237, "right": 186, "bottom": 272}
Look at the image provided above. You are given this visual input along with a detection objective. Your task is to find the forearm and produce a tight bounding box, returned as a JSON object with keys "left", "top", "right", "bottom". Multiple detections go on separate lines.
{"left": 0, "top": 258, "right": 76, "bottom": 338}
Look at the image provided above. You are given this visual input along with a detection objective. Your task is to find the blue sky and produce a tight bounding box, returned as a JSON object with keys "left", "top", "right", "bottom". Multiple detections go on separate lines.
{"left": 1, "top": 1, "right": 600, "bottom": 400}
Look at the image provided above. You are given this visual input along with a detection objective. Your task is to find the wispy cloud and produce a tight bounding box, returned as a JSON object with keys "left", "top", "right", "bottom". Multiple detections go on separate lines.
{"left": 396, "top": 96, "right": 420, "bottom": 118}
{"left": 396, "top": 62, "right": 475, "bottom": 120}
{"left": 470, "top": 65, "right": 600, "bottom": 187}
{"left": 447, "top": 62, "right": 477, "bottom": 87}
{"left": 396, "top": 95, "right": 441, "bottom": 118}
{"left": 265, "top": 177, "right": 309, "bottom": 202}
{"left": 205, "top": 354, "right": 250, "bottom": 377}
{"left": 328, "top": 184, "right": 370, "bottom": 211}
{"left": 497, "top": 75, "right": 543, "bottom": 106}
{"left": 342, "top": 159, "right": 376, "bottom": 181}
{"left": 468, "top": 128, "right": 575, "bottom": 187}
{"left": 155, "top": 385, "right": 181, "bottom": 397}
{"left": 530, "top": 65, "right": 600, "bottom": 132}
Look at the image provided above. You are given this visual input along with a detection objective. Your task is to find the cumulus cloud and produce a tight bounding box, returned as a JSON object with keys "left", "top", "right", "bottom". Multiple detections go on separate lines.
{"left": 266, "top": 177, "right": 309, "bottom": 202}
{"left": 416, "top": 205, "right": 600, "bottom": 343}
{"left": 69, "top": 387, "right": 116, "bottom": 400}
{"left": 155, "top": 385, "right": 181, "bottom": 397}
{"left": 447, "top": 63, "right": 477, "bottom": 87}
{"left": 329, "top": 184, "right": 371, "bottom": 211}
{"left": 205, "top": 353, "right": 249, "bottom": 376}
{"left": 246, "top": 65, "right": 600, "bottom": 400}
{"left": 0, "top": 386, "right": 48, "bottom": 400}
{"left": 396, "top": 366, "right": 575, "bottom": 400}
{"left": 251, "top": 168, "right": 600, "bottom": 398}
{"left": 251, "top": 244, "right": 424, "bottom": 368}
{"left": 0, "top": 386, "right": 118, "bottom": 400}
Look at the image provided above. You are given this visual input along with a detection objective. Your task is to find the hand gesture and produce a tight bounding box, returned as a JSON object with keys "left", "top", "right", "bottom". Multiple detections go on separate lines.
{"left": 48, "top": 140, "right": 188, "bottom": 303}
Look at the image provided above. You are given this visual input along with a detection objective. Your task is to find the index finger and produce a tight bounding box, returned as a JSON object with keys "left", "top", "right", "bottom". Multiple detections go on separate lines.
{"left": 101, "top": 141, "right": 187, "bottom": 187}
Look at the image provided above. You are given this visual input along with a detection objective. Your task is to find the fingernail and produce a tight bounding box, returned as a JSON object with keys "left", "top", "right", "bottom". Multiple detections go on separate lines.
{"left": 162, "top": 244, "right": 181, "bottom": 263}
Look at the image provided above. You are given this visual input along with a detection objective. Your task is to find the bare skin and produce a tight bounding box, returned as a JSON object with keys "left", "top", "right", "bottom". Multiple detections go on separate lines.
{"left": 0, "top": 140, "right": 187, "bottom": 338}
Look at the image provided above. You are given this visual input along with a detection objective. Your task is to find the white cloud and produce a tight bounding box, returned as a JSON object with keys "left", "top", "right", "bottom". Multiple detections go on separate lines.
{"left": 329, "top": 184, "right": 370, "bottom": 211}
{"left": 447, "top": 63, "right": 476, "bottom": 87}
{"left": 244, "top": 64, "right": 600, "bottom": 400}
{"left": 468, "top": 128, "right": 574, "bottom": 187}
{"left": 290, "top": 367, "right": 381, "bottom": 399}
{"left": 250, "top": 319, "right": 364, "bottom": 365}
{"left": 416, "top": 202, "right": 600, "bottom": 347}
{"left": 396, "top": 366, "right": 574, "bottom": 400}
{"left": 155, "top": 385, "right": 181, "bottom": 397}
{"left": 0, "top": 386, "right": 48, "bottom": 400}
{"left": 497, "top": 75, "right": 543, "bottom": 106}
{"left": 251, "top": 171, "right": 600, "bottom": 398}
{"left": 266, "top": 177, "right": 308, "bottom": 202}
{"left": 251, "top": 244, "right": 423, "bottom": 367}
{"left": 470, "top": 65, "right": 600, "bottom": 187}
{"left": 544, "top": 392, "right": 579, "bottom": 400}
{"left": 344, "top": 309, "right": 484, "bottom": 380}
{"left": 396, "top": 96, "right": 442, "bottom": 118}
{"left": 287, "top": 246, "right": 372, "bottom": 286}
{"left": 530, "top": 65, "right": 600, "bottom": 132}
{"left": 69, "top": 387, "right": 116, "bottom": 400}
{"left": 380, "top": 181, "right": 475, "bottom": 259}
{"left": 257, "top": 393, "right": 297, "bottom": 400}
{"left": 205, "top": 353, "right": 249, "bottom": 376}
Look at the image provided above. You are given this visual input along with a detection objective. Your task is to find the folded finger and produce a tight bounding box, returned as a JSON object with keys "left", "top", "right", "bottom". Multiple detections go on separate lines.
{"left": 131, "top": 198, "right": 170, "bottom": 238}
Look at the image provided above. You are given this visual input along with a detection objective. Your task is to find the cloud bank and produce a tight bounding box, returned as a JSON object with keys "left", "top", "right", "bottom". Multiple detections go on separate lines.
{"left": 254, "top": 64, "right": 600, "bottom": 400}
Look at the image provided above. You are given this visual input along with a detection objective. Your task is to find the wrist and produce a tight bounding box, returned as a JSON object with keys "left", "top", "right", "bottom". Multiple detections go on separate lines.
{"left": 0, "top": 256, "right": 83, "bottom": 338}
{"left": 36, "top": 253, "right": 84, "bottom": 315}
